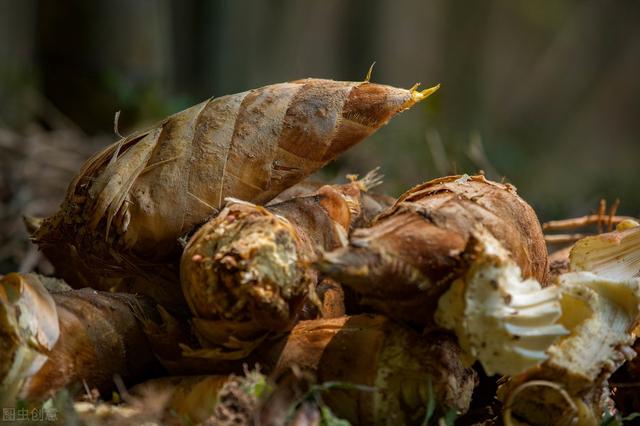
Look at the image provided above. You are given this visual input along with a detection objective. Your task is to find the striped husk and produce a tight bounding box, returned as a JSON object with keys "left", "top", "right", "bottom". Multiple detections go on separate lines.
{"left": 33, "top": 78, "right": 437, "bottom": 310}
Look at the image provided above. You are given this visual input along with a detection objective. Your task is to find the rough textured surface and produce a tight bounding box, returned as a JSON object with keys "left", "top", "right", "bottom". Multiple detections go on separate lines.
{"left": 182, "top": 202, "right": 312, "bottom": 334}
{"left": 317, "top": 174, "right": 548, "bottom": 326}
{"left": 261, "top": 314, "right": 477, "bottom": 425}
{"left": 33, "top": 79, "right": 432, "bottom": 312}
{"left": 180, "top": 176, "right": 388, "bottom": 359}
{"left": 0, "top": 273, "right": 59, "bottom": 406}
{"left": 268, "top": 178, "right": 395, "bottom": 229}
{"left": 0, "top": 273, "right": 163, "bottom": 402}
{"left": 498, "top": 226, "right": 640, "bottom": 426}
{"left": 435, "top": 229, "right": 566, "bottom": 376}
{"left": 569, "top": 225, "right": 640, "bottom": 279}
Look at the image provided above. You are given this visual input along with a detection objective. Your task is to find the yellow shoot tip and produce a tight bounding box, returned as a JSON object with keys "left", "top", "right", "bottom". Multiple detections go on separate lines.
{"left": 410, "top": 83, "right": 441, "bottom": 103}
{"left": 364, "top": 61, "right": 376, "bottom": 83}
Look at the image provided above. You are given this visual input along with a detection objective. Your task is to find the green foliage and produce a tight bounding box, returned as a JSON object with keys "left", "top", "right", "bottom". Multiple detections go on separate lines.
{"left": 421, "top": 377, "right": 436, "bottom": 426}
{"left": 320, "top": 406, "right": 351, "bottom": 426}
{"left": 241, "top": 369, "right": 272, "bottom": 399}
{"left": 601, "top": 410, "right": 640, "bottom": 426}
{"left": 441, "top": 409, "right": 458, "bottom": 426}
{"left": 307, "top": 381, "right": 376, "bottom": 395}
{"left": 284, "top": 380, "right": 374, "bottom": 426}
{"left": 421, "top": 376, "right": 458, "bottom": 426}
{"left": 102, "top": 69, "right": 195, "bottom": 133}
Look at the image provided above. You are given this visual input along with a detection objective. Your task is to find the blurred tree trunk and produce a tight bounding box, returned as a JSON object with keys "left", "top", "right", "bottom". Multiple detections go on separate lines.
{"left": 187, "top": 0, "right": 349, "bottom": 96}
{"left": 35, "top": 0, "right": 172, "bottom": 133}
{"left": 440, "top": 0, "right": 491, "bottom": 136}
{"left": 170, "top": 0, "right": 215, "bottom": 96}
{"left": 0, "top": 0, "right": 37, "bottom": 127}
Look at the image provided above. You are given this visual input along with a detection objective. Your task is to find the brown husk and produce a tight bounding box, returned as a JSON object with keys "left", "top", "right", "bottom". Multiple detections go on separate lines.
{"left": 258, "top": 314, "right": 478, "bottom": 425}
{"left": 1, "top": 273, "right": 163, "bottom": 403}
{"left": 317, "top": 174, "right": 548, "bottom": 327}
{"left": 179, "top": 174, "right": 386, "bottom": 359}
{"left": 33, "top": 79, "right": 434, "bottom": 312}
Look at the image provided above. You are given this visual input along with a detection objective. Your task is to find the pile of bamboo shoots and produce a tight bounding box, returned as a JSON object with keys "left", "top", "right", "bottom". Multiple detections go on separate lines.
{"left": 2, "top": 76, "right": 639, "bottom": 426}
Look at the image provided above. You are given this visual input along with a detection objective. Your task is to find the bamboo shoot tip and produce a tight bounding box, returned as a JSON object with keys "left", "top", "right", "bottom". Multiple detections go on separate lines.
{"left": 411, "top": 83, "right": 440, "bottom": 103}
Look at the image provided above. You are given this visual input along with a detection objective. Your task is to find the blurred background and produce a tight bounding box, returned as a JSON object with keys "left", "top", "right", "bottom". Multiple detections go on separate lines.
{"left": 1, "top": 0, "right": 639, "bottom": 273}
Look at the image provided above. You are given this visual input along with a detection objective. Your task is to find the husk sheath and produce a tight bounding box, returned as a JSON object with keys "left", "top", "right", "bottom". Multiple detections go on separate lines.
{"left": 180, "top": 174, "right": 387, "bottom": 358}
{"left": 0, "top": 273, "right": 163, "bottom": 403}
{"left": 138, "top": 314, "right": 477, "bottom": 423}
{"left": 498, "top": 225, "right": 640, "bottom": 425}
{"left": 0, "top": 273, "right": 59, "bottom": 406}
{"left": 268, "top": 175, "right": 396, "bottom": 229}
{"left": 33, "top": 79, "right": 437, "bottom": 311}
{"left": 317, "top": 174, "right": 548, "bottom": 326}
{"left": 60, "top": 310, "right": 475, "bottom": 424}
{"left": 258, "top": 314, "right": 477, "bottom": 425}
